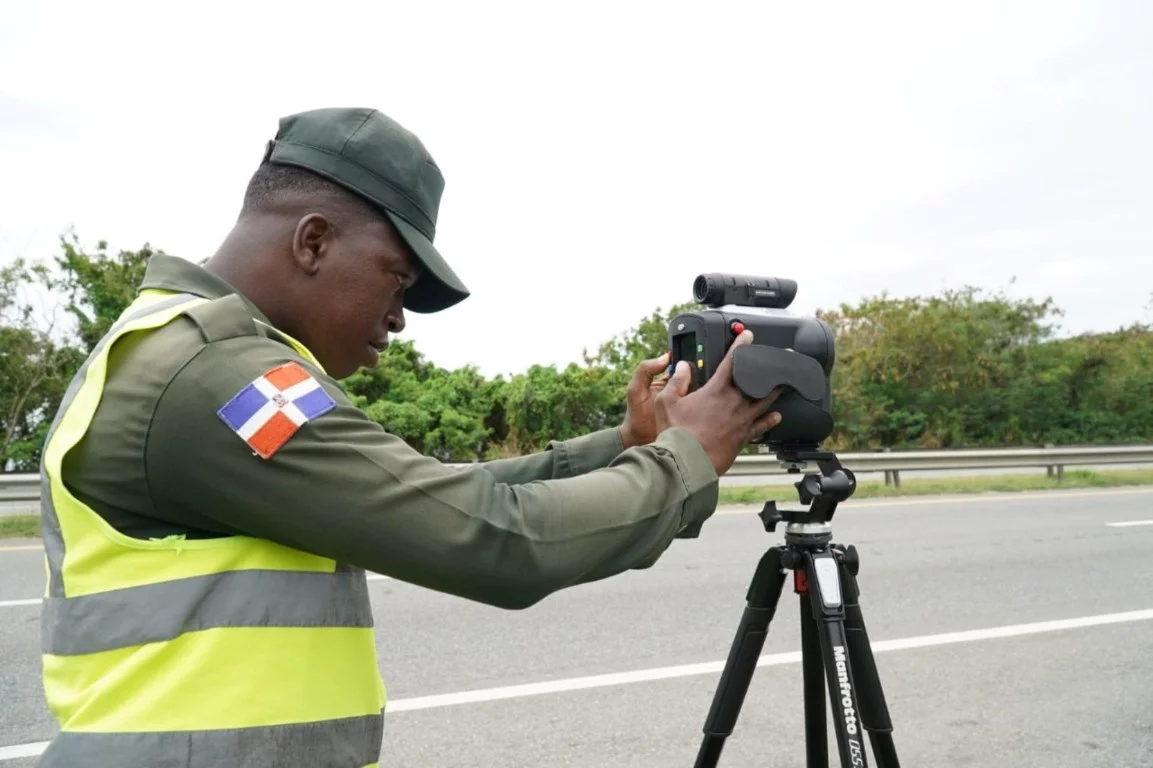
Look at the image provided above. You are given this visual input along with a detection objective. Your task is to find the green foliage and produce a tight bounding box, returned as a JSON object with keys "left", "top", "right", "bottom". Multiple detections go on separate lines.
{"left": 582, "top": 301, "right": 699, "bottom": 371}
{"left": 339, "top": 299, "right": 701, "bottom": 461}
{"left": 0, "top": 259, "right": 85, "bottom": 471}
{"left": 1027, "top": 325, "right": 1153, "bottom": 445}
{"left": 1, "top": 235, "right": 153, "bottom": 469}
{"left": 345, "top": 340, "right": 503, "bottom": 461}
{"left": 51, "top": 232, "right": 156, "bottom": 353}
{"left": 819, "top": 286, "right": 1153, "bottom": 450}
{"left": 498, "top": 363, "right": 630, "bottom": 456}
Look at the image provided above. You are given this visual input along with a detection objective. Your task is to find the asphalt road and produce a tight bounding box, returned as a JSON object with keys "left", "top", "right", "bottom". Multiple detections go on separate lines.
{"left": 2, "top": 487, "right": 1153, "bottom": 766}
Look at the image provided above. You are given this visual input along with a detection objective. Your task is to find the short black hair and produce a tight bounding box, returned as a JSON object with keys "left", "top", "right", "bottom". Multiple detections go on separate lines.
{"left": 240, "top": 162, "right": 384, "bottom": 226}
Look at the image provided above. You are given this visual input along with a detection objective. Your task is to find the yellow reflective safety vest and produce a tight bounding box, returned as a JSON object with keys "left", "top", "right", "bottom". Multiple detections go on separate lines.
{"left": 38, "top": 290, "right": 386, "bottom": 767}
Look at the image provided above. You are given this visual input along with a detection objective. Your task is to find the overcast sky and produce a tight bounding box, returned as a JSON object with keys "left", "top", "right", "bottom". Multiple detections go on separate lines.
{"left": 1, "top": 0, "right": 1150, "bottom": 378}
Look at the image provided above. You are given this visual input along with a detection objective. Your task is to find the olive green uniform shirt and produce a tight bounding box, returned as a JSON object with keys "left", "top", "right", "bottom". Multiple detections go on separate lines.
{"left": 62, "top": 255, "right": 720, "bottom": 608}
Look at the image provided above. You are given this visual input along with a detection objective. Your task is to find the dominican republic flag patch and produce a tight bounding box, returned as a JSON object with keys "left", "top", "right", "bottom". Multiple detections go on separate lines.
{"left": 217, "top": 362, "right": 336, "bottom": 459}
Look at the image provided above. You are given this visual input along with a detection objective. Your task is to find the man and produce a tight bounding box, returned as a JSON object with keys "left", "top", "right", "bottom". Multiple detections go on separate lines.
{"left": 38, "top": 107, "right": 782, "bottom": 767}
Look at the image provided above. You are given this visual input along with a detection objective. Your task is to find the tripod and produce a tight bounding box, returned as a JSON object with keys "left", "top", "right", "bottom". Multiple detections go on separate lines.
{"left": 694, "top": 449, "right": 901, "bottom": 768}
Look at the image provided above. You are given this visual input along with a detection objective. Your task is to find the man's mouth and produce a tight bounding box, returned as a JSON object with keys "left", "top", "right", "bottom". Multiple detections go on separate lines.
{"left": 368, "top": 339, "right": 389, "bottom": 353}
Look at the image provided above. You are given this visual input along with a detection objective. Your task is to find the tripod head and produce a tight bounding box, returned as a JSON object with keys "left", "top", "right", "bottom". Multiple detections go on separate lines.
{"left": 759, "top": 449, "right": 856, "bottom": 545}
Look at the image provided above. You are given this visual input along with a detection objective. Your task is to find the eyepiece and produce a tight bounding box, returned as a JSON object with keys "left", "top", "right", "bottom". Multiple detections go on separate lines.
{"left": 693, "top": 274, "right": 721, "bottom": 305}
{"left": 693, "top": 274, "right": 797, "bottom": 309}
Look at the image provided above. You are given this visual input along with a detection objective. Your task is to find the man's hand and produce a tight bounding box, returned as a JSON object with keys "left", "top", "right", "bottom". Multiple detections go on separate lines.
{"left": 654, "top": 331, "right": 784, "bottom": 476}
{"left": 619, "top": 351, "right": 673, "bottom": 450}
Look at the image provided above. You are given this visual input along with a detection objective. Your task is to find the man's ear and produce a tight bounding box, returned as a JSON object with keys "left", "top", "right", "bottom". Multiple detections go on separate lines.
{"left": 291, "top": 213, "right": 334, "bottom": 276}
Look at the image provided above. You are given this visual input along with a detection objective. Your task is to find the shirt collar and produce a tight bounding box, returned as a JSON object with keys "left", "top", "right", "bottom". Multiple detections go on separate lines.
{"left": 138, "top": 254, "right": 274, "bottom": 327}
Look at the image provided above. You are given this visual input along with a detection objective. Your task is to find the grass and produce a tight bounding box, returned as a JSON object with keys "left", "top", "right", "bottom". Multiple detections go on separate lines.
{"left": 1, "top": 514, "right": 40, "bottom": 539}
{"left": 717, "top": 467, "right": 1153, "bottom": 506}
{"left": 3, "top": 468, "right": 1153, "bottom": 539}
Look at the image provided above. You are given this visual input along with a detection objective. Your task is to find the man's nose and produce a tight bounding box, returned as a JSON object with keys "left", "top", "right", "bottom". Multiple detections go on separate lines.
{"left": 387, "top": 309, "right": 406, "bottom": 334}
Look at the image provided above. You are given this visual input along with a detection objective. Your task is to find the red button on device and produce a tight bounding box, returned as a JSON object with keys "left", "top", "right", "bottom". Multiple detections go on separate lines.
{"left": 731, "top": 321, "right": 745, "bottom": 335}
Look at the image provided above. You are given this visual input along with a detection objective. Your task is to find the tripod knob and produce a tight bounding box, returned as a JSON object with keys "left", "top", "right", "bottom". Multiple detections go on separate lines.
{"left": 840, "top": 545, "right": 860, "bottom": 575}
{"left": 759, "top": 502, "right": 784, "bottom": 532}
{"left": 823, "top": 468, "right": 857, "bottom": 502}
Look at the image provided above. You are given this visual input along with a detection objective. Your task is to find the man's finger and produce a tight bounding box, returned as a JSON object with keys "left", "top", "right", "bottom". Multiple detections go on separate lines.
{"left": 635, "top": 351, "right": 671, "bottom": 382}
{"left": 755, "top": 385, "right": 784, "bottom": 412}
{"left": 663, "top": 360, "right": 692, "bottom": 398}
{"left": 751, "top": 408, "right": 783, "bottom": 436}
{"left": 746, "top": 387, "right": 785, "bottom": 437}
{"left": 707, "top": 330, "right": 753, "bottom": 390}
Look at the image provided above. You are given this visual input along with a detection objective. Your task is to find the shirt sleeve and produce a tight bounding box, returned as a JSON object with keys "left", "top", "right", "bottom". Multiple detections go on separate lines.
{"left": 465, "top": 427, "right": 626, "bottom": 485}
{"left": 146, "top": 336, "right": 720, "bottom": 609}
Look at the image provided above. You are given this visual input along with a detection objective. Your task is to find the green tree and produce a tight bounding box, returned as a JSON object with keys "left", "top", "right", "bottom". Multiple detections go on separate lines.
{"left": 342, "top": 339, "right": 436, "bottom": 409}
{"left": 818, "top": 286, "right": 1062, "bottom": 449}
{"left": 418, "top": 366, "right": 503, "bottom": 461}
{"left": 345, "top": 340, "right": 504, "bottom": 461}
{"left": 1026, "top": 323, "right": 1153, "bottom": 445}
{"left": 582, "top": 301, "right": 699, "bottom": 372}
{"left": 498, "top": 363, "right": 629, "bottom": 455}
{"left": 0, "top": 259, "right": 85, "bottom": 470}
{"left": 0, "top": 233, "right": 157, "bottom": 470}
{"left": 52, "top": 232, "right": 156, "bottom": 353}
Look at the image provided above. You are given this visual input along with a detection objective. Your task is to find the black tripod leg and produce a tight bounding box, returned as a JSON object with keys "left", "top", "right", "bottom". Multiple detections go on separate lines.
{"left": 694, "top": 547, "right": 788, "bottom": 768}
{"left": 800, "top": 577, "right": 829, "bottom": 768}
{"left": 802, "top": 550, "right": 869, "bottom": 768}
{"left": 839, "top": 547, "right": 900, "bottom": 768}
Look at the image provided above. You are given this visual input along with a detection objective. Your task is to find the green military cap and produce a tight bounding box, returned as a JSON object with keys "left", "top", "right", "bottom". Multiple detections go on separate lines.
{"left": 264, "top": 107, "right": 470, "bottom": 313}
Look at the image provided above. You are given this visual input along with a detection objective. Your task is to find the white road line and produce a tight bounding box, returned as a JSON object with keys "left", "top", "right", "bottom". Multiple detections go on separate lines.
{"left": 1106, "top": 519, "right": 1153, "bottom": 527}
{"left": 386, "top": 608, "right": 1153, "bottom": 712}
{"left": 0, "top": 599, "right": 40, "bottom": 609}
{"left": 0, "top": 742, "right": 45, "bottom": 761}
{"left": 3, "top": 607, "right": 1150, "bottom": 761}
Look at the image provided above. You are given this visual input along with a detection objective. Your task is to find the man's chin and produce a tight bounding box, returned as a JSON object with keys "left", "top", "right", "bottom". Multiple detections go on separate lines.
{"left": 320, "top": 353, "right": 370, "bottom": 381}
{"left": 362, "top": 344, "right": 382, "bottom": 369}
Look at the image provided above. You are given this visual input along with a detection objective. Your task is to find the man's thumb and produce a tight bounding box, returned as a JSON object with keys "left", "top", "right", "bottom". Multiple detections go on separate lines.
{"left": 667, "top": 360, "right": 692, "bottom": 397}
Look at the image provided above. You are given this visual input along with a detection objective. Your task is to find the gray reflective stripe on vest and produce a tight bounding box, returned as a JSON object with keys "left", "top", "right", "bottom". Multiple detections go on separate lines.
{"left": 42, "top": 566, "right": 373, "bottom": 656}
{"left": 40, "top": 292, "right": 204, "bottom": 598}
{"left": 36, "top": 712, "right": 384, "bottom": 768}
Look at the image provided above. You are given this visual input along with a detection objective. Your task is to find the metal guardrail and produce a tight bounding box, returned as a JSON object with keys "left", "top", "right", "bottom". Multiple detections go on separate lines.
{"left": 4, "top": 445, "right": 1152, "bottom": 502}
{"left": 730, "top": 444, "right": 1153, "bottom": 486}
{"left": 0, "top": 475, "right": 39, "bottom": 504}
{"left": 0, "top": 475, "right": 39, "bottom": 505}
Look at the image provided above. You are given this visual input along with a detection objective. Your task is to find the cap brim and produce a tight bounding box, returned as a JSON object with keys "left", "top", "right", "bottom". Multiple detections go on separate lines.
{"left": 384, "top": 211, "right": 470, "bottom": 313}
